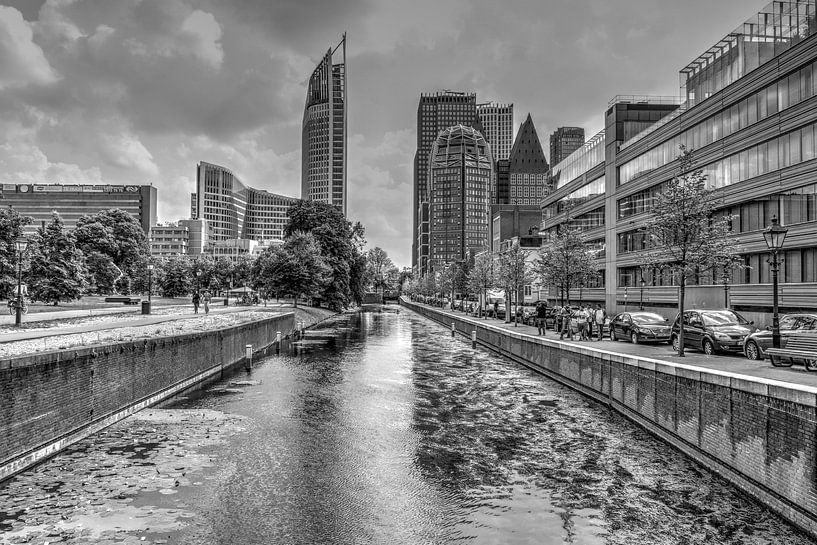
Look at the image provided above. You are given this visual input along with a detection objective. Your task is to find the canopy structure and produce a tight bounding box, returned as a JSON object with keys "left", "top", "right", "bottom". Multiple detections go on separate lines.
{"left": 228, "top": 286, "right": 256, "bottom": 294}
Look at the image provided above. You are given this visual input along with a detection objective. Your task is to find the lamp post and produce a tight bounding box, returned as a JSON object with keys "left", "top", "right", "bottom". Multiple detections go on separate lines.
{"left": 14, "top": 237, "right": 28, "bottom": 327}
{"left": 147, "top": 263, "right": 154, "bottom": 311}
{"left": 763, "top": 215, "right": 789, "bottom": 349}
{"left": 722, "top": 270, "right": 730, "bottom": 308}
{"left": 639, "top": 278, "right": 645, "bottom": 311}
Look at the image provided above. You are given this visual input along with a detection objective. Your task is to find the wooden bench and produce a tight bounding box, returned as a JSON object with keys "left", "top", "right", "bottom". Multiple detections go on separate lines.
{"left": 104, "top": 296, "right": 142, "bottom": 305}
{"left": 767, "top": 335, "right": 817, "bottom": 371}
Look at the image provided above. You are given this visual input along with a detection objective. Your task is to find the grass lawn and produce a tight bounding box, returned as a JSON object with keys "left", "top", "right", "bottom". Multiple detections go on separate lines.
{"left": 3, "top": 295, "right": 189, "bottom": 314}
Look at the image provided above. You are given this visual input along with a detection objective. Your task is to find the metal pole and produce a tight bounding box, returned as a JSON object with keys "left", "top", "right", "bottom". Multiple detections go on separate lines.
{"left": 639, "top": 283, "right": 644, "bottom": 311}
{"left": 15, "top": 249, "right": 22, "bottom": 327}
{"left": 772, "top": 250, "right": 781, "bottom": 349}
{"left": 148, "top": 269, "right": 152, "bottom": 304}
{"left": 723, "top": 276, "right": 729, "bottom": 308}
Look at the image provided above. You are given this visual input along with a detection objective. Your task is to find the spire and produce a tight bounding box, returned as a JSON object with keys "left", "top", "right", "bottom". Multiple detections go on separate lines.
{"left": 508, "top": 113, "right": 548, "bottom": 174}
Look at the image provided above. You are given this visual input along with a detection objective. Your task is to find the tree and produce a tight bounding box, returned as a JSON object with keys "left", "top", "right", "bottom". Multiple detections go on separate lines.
{"left": 0, "top": 206, "right": 33, "bottom": 300}
{"left": 535, "top": 225, "right": 597, "bottom": 308}
{"left": 640, "top": 147, "right": 743, "bottom": 356}
{"left": 27, "top": 212, "right": 86, "bottom": 305}
{"left": 85, "top": 251, "right": 122, "bottom": 294}
{"left": 366, "top": 246, "right": 394, "bottom": 295}
{"left": 497, "top": 241, "right": 534, "bottom": 325}
{"left": 468, "top": 252, "right": 495, "bottom": 319}
{"left": 435, "top": 264, "right": 456, "bottom": 306}
{"left": 253, "top": 232, "right": 329, "bottom": 307}
{"left": 159, "top": 257, "right": 192, "bottom": 298}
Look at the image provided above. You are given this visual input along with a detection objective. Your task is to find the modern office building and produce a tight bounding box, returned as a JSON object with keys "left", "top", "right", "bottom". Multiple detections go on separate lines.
{"left": 413, "top": 91, "right": 483, "bottom": 270}
{"left": 495, "top": 159, "right": 510, "bottom": 204}
{"left": 190, "top": 194, "right": 197, "bottom": 219}
{"left": 302, "top": 35, "right": 347, "bottom": 215}
{"left": 477, "top": 102, "right": 514, "bottom": 161}
{"left": 508, "top": 114, "right": 549, "bottom": 205}
{"left": 194, "top": 161, "right": 298, "bottom": 244}
{"left": 549, "top": 127, "right": 585, "bottom": 166}
{"left": 427, "top": 125, "right": 494, "bottom": 272}
{"left": 0, "top": 183, "right": 156, "bottom": 234}
{"left": 490, "top": 204, "right": 542, "bottom": 253}
{"left": 543, "top": 0, "right": 817, "bottom": 317}
{"left": 149, "top": 223, "right": 190, "bottom": 258}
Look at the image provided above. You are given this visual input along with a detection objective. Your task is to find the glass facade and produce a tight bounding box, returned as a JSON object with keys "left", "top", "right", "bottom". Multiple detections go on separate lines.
{"left": 548, "top": 130, "right": 605, "bottom": 190}
{"left": 544, "top": 176, "right": 605, "bottom": 218}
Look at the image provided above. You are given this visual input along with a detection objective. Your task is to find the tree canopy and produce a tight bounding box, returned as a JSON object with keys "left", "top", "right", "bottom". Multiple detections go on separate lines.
{"left": 27, "top": 212, "right": 86, "bottom": 305}
{"left": 0, "top": 207, "right": 33, "bottom": 300}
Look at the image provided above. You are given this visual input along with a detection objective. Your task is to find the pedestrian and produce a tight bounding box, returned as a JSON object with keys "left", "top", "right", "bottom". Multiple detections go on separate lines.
{"left": 595, "top": 304, "right": 606, "bottom": 341}
{"left": 203, "top": 291, "right": 211, "bottom": 314}
{"left": 585, "top": 305, "right": 594, "bottom": 340}
{"left": 493, "top": 301, "right": 499, "bottom": 319}
{"left": 536, "top": 302, "right": 548, "bottom": 335}
{"left": 576, "top": 307, "right": 587, "bottom": 340}
{"left": 192, "top": 291, "right": 200, "bottom": 314}
{"left": 559, "top": 306, "right": 571, "bottom": 340}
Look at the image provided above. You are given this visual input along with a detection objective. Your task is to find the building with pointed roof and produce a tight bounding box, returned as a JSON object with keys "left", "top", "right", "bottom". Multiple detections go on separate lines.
{"left": 507, "top": 114, "right": 549, "bottom": 206}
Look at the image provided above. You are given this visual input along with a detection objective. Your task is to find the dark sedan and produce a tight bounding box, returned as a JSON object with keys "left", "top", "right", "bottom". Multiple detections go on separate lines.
{"left": 743, "top": 313, "right": 817, "bottom": 360}
{"left": 609, "top": 312, "right": 672, "bottom": 344}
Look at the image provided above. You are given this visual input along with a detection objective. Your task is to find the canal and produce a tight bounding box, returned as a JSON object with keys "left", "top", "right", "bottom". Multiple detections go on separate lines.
{"left": 1, "top": 309, "right": 815, "bottom": 544}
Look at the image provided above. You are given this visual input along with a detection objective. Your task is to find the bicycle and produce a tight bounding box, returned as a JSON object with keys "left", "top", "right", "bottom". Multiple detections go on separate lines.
{"left": 7, "top": 298, "right": 29, "bottom": 315}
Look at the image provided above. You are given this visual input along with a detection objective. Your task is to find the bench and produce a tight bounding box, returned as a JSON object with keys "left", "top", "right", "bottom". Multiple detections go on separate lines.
{"left": 104, "top": 296, "right": 142, "bottom": 305}
{"left": 767, "top": 335, "right": 817, "bottom": 371}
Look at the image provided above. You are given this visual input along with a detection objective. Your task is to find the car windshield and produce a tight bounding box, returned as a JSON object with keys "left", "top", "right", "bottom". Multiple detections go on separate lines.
{"left": 631, "top": 313, "right": 665, "bottom": 324}
{"left": 701, "top": 310, "right": 748, "bottom": 326}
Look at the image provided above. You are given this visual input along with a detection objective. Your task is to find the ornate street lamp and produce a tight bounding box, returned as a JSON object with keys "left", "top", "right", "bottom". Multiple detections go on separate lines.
{"left": 639, "top": 277, "right": 646, "bottom": 311}
{"left": 763, "top": 215, "right": 788, "bottom": 349}
{"left": 147, "top": 264, "right": 154, "bottom": 313}
{"left": 722, "top": 270, "right": 730, "bottom": 308}
{"left": 14, "top": 237, "right": 29, "bottom": 327}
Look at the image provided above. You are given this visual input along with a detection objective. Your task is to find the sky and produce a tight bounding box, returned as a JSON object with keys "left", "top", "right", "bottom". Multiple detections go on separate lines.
{"left": 0, "top": 0, "right": 754, "bottom": 268}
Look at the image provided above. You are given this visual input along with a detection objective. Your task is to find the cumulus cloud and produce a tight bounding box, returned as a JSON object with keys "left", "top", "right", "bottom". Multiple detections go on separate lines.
{"left": 0, "top": 6, "right": 58, "bottom": 88}
{"left": 180, "top": 10, "right": 223, "bottom": 69}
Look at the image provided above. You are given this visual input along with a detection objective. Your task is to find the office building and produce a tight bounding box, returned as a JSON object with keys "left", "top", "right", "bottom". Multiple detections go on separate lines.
{"left": 477, "top": 102, "right": 514, "bottom": 161}
{"left": 0, "top": 183, "right": 156, "bottom": 234}
{"left": 495, "top": 159, "right": 510, "bottom": 204}
{"left": 190, "top": 194, "right": 197, "bottom": 219}
{"left": 194, "top": 161, "right": 298, "bottom": 244}
{"left": 413, "top": 91, "right": 483, "bottom": 270}
{"left": 490, "top": 204, "right": 542, "bottom": 253}
{"left": 149, "top": 223, "right": 190, "bottom": 258}
{"left": 427, "top": 124, "right": 494, "bottom": 272}
{"left": 508, "top": 114, "right": 549, "bottom": 205}
{"left": 549, "top": 127, "right": 585, "bottom": 166}
{"left": 302, "top": 35, "right": 347, "bottom": 215}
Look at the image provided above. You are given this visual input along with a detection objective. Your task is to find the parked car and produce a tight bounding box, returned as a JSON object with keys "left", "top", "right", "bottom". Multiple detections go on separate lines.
{"left": 743, "top": 313, "right": 817, "bottom": 360}
{"left": 671, "top": 309, "right": 757, "bottom": 355}
{"left": 609, "top": 312, "right": 671, "bottom": 344}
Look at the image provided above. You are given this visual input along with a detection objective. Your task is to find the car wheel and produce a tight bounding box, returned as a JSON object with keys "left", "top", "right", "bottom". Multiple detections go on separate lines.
{"left": 631, "top": 332, "right": 639, "bottom": 344}
{"left": 703, "top": 339, "right": 715, "bottom": 355}
{"left": 745, "top": 341, "right": 761, "bottom": 361}
{"left": 610, "top": 328, "right": 617, "bottom": 342}
{"left": 671, "top": 335, "right": 680, "bottom": 352}
{"left": 805, "top": 359, "right": 817, "bottom": 372}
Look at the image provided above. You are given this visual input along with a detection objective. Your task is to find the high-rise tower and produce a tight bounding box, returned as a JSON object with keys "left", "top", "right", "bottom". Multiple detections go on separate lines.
{"left": 509, "top": 114, "right": 549, "bottom": 205}
{"left": 549, "top": 126, "right": 584, "bottom": 166}
{"left": 413, "top": 91, "right": 482, "bottom": 270}
{"left": 302, "top": 34, "right": 347, "bottom": 215}
{"left": 477, "top": 102, "right": 514, "bottom": 161}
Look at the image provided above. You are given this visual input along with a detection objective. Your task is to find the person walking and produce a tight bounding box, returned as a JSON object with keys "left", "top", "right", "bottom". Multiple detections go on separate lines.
{"left": 536, "top": 302, "right": 548, "bottom": 335}
{"left": 576, "top": 306, "right": 586, "bottom": 340}
{"left": 559, "top": 306, "right": 571, "bottom": 340}
{"left": 203, "top": 291, "right": 211, "bottom": 314}
{"left": 594, "top": 304, "right": 606, "bottom": 341}
{"left": 192, "top": 291, "right": 200, "bottom": 314}
{"left": 585, "top": 306, "right": 594, "bottom": 340}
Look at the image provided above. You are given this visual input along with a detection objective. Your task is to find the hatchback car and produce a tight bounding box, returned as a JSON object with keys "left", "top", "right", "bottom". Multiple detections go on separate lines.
{"left": 743, "top": 313, "right": 817, "bottom": 360}
{"left": 671, "top": 309, "right": 757, "bottom": 355}
{"left": 609, "top": 312, "right": 671, "bottom": 344}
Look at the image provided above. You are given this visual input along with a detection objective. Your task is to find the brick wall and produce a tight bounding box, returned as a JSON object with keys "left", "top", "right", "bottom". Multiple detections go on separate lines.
{"left": 403, "top": 300, "right": 817, "bottom": 538}
{"left": 0, "top": 312, "right": 293, "bottom": 482}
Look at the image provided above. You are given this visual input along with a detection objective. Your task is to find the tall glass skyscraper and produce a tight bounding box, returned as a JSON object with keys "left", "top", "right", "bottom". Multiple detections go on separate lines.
{"left": 302, "top": 35, "right": 347, "bottom": 215}
{"left": 477, "top": 102, "right": 514, "bottom": 161}
{"left": 549, "top": 126, "right": 585, "bottom": 166}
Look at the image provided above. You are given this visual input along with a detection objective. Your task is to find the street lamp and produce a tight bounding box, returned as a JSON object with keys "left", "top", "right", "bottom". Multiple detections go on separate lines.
{"left": 721, "top": 269, "right": 730, "bottom": 308}
{"left": 147, "top": 264, "right": 154, "bottom": 312}
{"left": 763, "top": 215, "right": 788, "bottom": 349}
{"left": 639, "top": 277, "right": 646, "bottom": 311}
{"left": 14, "top": 237, "right": 28, "bottom": 327}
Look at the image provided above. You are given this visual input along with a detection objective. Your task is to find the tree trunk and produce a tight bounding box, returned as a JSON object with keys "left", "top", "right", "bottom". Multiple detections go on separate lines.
{"left": 293, "top": 294, "right": 299, "bottom": 308}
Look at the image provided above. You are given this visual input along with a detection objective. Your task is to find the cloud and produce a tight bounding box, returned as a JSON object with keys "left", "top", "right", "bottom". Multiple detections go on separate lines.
{"left": 0, "top": 6, "right": 58, "bottom": 88}
{"left": 179, "top": 10, "right": 223, "bottom": 69}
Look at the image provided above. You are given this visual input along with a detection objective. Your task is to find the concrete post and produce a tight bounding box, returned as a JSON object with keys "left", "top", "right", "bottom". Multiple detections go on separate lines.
{"left": 471, "top": 330, "right": 477, "bottom": 348}
{"left": 245, "top": 344, "right": 253, "bottom": 369}
{"left": 451, "top": 322, "right": 456, "bottom": 337}
{"left": 276, "top": 331, "right": 282, "bottom": 354}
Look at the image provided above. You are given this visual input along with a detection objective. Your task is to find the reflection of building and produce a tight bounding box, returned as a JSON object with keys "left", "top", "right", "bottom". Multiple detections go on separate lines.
{"left": 508, "top": 114, "right": 549, "bottom": 205}
{"left": 543, "top": 0, "right": 817, "bottom": 318}
{"left": 0, "top": 183, "right": 157, "bottom": 234}
{"left": 477, "top": 102, "right": 514, "bottom": 161}
{"left": 549, "top": 127, "right": 584, "bottom": 166}
{"left": 194, "top": 161, "right": 297, "bottom": 244}
{"left": 428, "top": 125, "right": 494, "bottom": 272}
{"left": 302, "top": 35, "right": 347, "bottom": 214}
{"left": 413, "top": 91, "right": 483, "bottom": 270}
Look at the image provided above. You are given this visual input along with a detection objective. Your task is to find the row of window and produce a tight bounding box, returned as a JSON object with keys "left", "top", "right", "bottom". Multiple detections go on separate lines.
{"left": 544, "top": 176, "right": 605, "bottom": 217}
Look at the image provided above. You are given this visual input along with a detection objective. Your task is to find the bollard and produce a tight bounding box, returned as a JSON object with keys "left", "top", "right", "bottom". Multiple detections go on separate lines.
{"left": 451, "top": 322, "right": 456, "bottom": 337}
{"left": 245, "top": 344, "right": 253, "bottom": 369}
{"left": 471, "top": 330, "right": 477, "bottom": 348}
{"left": 276, "top": 331, "right": 282, "bottom": 354}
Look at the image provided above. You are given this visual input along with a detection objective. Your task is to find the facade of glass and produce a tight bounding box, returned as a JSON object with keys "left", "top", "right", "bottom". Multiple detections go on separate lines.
{"left": 427, "top": 125, "right": 494, "bottom": 272}
{"left": 301, "top": 36, "right": 347, "bottom": 215}
{"left": 477, "top": 102, "right": 514, "bottom": 161}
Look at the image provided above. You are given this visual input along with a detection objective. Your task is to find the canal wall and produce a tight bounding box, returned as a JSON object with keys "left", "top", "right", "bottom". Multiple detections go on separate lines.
{"left": 0, "top": 312, "right": 294, "bottom": 483}
{"left": 402, "top": 299, "right": 817, "bottom": 537}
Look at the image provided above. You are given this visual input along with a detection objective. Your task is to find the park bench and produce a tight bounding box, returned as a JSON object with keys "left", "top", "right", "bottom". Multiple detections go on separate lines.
{"left": 767, "top": 335, "right": 817, "bottom": 371}
{"left": 104, "top": 296, "right": 142, "bottom": 305}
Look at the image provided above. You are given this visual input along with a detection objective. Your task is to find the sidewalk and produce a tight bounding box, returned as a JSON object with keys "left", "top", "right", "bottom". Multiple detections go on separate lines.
{"left": 0, "top": 306, "right": 280, "bottom": 344}
{"left": 0, "top": 306, "right": 142, "bottom": 326}
{"left": 415, "top": 302, "right": 817, "bottom": 389}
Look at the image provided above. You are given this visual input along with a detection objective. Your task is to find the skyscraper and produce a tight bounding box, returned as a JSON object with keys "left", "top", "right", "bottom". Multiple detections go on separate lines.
{"left": 549, "top": 126, "right": 585, "bottom": 166}
{"left": 508, "top": 114, "right": 549, "bottom": 205}
{"left": 428, "top": 125, "right": 494, "bottom": 272}
{"left": 477, "top": 102, "right": 514, "bottom": 161}
{"left": 302, "top": 35, "right": 347, "bottom": 215}
{"left": 413, "top": 91, "right": 482, "bottom": 270}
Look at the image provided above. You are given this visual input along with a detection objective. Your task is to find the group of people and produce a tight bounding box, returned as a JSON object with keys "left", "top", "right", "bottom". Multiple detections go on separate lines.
{"left": 191, "top": 291, "right": 211, "bottom": 314}
{"left": 553, "top": 304, "right": 607, "bottom": 341}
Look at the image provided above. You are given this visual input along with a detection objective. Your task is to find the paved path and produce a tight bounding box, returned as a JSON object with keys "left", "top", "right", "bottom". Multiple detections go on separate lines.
{"left": 0, "top": 306, "right": 281, "bottom": 343}
{"left": 0, "top": 305, "right": 143, "bottom": 325}
{"left": 413, "top": 303, "right": 817, "bottom": 389}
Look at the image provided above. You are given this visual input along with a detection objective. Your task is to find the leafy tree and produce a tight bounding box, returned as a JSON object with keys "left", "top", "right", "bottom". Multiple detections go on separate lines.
{"left": 211, "top": 257, "right": 235, "bottom": 293}
{"left": 85, "top": 251, "right": 122, "bottom": 294}
{"left": 497, "top": 241, "right": 533, "bottom": 325}
{"left": 0, "top": 206, "right": 33, "bottom": 300}
{"left": 640, "top": 148, "right": 743, "bottom": 356}
{"left": 253, "top": 232, "right": 329, "bottom": 307}
{"left": 366, "top": 246, "right": 393, "bottom": 294}
{"left": 27, "top": 212, "right": 86, "bottom": 305}
{"left": 536, "top": 223, "right": 597, "bottom": 308}
{"left": 468, "top": 252, "right": 495, "bottom": 319}
{"left": 435, "top": 263, "right": 456, "bottom": 305}
{"left": 159, "top": 257, "right": 192, "bottom": 298}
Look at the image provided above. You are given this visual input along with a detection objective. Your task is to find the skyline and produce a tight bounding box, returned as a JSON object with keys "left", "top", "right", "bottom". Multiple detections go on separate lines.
{"left": 1, "top": 0, "right": 751, "bottom": 267}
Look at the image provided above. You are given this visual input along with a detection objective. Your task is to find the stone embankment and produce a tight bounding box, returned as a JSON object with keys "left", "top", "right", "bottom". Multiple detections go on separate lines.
{"left": 402, "top": 298, "right": 817, "bottom": 539}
